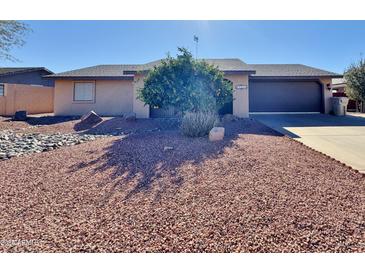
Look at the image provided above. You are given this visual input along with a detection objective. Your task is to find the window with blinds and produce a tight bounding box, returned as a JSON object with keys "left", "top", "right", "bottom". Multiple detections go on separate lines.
{"left": 73, "top": 82, "right": 95, "bottom": 101}
{"left": 0, "top": 84, "right": 4, "bottom": 96}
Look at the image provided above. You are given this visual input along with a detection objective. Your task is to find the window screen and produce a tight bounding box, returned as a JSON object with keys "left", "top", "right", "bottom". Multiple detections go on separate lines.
{"left": 0, "top": 84, "right": 4, "bottom": 96}
{"left": 74, "top": 82, "right": 94, "bottom": 101}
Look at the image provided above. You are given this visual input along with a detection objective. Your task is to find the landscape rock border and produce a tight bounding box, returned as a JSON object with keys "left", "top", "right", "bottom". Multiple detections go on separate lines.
{"left": 0, "top": 130, "right": 106, "bottom": 160}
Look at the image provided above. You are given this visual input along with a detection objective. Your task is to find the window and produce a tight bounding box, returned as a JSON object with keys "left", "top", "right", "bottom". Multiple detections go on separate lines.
{"left": 0, "top": 84, "right": 4, "bottom": 96}
{"left": 73, "top": 82, "right": 95, "bottom": 102}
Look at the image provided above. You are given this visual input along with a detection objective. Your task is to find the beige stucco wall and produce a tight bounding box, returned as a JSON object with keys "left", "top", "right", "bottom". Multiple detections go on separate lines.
{"left": 54, "top": 79, "right": 133, "bottom": 116}
{"left": 0, "top": 93, "right": 5, "bottom": 115}
{"left": 224, "top": 74, "right": 249, "bottom": 118}
{"left": 0, "top": 84, "right": 54, "bottom": 116}
{"left": 319, "top": 77, "right": 333, "bottom": 114}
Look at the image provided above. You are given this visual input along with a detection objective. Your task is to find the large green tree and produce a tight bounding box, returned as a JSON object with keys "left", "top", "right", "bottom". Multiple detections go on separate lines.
{"left": 0, "top": 20, "right": 30, "bottom": 62}
{"left": 138, "top": 48, "right": 233, "bottom": 113}
{"left": 344, "top": 58, "right": 365, "bottom": 112}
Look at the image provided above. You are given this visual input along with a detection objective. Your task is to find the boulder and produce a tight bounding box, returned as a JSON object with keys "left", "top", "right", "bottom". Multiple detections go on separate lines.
{"left": 80, "top": 110, "right": 103, "bottom": 125}
{"left": 125, "top": 112, "right": 136, "bottom": 122}
{"left": 209, "top": 127, "right": 225, "bottom": 141}
{"left": 13, "top": 110, "right": 27, "bottom": 121}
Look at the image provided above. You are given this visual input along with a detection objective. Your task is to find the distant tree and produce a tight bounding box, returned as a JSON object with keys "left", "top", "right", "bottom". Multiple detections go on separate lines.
{"left": 344, "top": 58, "right": 365, "bottom": 112}
{"left": 0, "top": 20, "right": 30, "bottom": 62}
{"left": 138, "top": 47, "right": 233, "bottom": 113}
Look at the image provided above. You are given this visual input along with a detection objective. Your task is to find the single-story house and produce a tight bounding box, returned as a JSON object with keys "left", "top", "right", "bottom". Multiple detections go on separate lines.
{"left": 0, "top": 67, "right": 55, "bottom": 87}
{"left": 332, "top": 78, "right": 346, "bottom": 93}
{"left": 47, "top": 59, "right": 342, "bottom": 118}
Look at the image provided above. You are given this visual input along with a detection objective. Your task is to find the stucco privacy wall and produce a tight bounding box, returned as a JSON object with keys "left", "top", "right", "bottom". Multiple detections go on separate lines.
{"left": 224, "top": 74, "right": 249, "bottom": 118}
{"left": 0, "top": 92, "right": 5, "bottom": 115}
{"left": 319, "top": 77, "right": 333, "bottom": 114}
{"left": 54, "top": 80, "right": 133, "bottom": 116}
{"left": 0, "top": 84, "right": 54, "bottom": 116}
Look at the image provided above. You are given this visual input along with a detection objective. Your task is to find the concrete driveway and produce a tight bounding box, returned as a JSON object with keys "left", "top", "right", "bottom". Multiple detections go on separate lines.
{"left": 252, "top": 113, "right": 365, "bottom": 173}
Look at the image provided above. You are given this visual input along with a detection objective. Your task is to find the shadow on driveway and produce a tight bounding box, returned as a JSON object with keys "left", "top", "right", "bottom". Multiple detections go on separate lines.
{"left": 252, "top": 113, "right": 365, "bottom": 173}
{"left": 251, "top": 114, "right": 365, "bottom": 138}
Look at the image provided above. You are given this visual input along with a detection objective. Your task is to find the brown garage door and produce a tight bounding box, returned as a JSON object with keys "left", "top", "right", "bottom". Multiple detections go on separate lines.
{"left": 249, "top": 80, "right": 323, "bottom": 113}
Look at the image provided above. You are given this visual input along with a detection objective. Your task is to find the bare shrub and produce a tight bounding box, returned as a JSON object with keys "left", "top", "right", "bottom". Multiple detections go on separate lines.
{"left": 181, "top": 111, "right": 218, "bottom": 137}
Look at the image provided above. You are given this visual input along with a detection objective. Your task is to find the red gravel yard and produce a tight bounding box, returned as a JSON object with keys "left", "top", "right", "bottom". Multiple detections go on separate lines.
{"left": 0, "top": 117, "right": 364, "bottom": 252}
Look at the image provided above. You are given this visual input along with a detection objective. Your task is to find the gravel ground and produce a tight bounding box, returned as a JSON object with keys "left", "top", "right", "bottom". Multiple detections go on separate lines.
{"left": 0, "top": 116, "right": 179, "bottom": 134}
{"left": 0, "top": 116, "right": 79, "bottom": 133}
{"left": 0, "top": 118, "right": 364, "bottom": 252}
{"left": 0, "top": 131, "right": 105, "bottom": 160}
{"left": 0, "top": 116, "right": 30, "bottom": 131}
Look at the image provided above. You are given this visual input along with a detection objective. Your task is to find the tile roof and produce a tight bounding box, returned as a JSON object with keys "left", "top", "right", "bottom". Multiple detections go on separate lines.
{"left": 247, "top": 64, "right": 341, "bottom": 78}
{"left": 47, "top": 65, "right": 138, "bottom": 78}
{"left": 48, "top": 58, "right": 255, "bottom": 78}
{"left": 204, "top": 58, "right": 254, "bottom": 71}
{"left": 332, "top": 78, "right": 346, "bottom": 85}
{"left": 142, "top": 58, "right": 254, "bottom": 72}
{"left": 0, "top": 67, "right": 53, "bottom": 76}
{"left": 48, "top": 60, "right": 342, "bottom": 79}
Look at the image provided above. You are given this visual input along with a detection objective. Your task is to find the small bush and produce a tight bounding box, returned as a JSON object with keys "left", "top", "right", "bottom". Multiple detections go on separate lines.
{"left": 181, "top": 111, "right": 218, "bottom": 137}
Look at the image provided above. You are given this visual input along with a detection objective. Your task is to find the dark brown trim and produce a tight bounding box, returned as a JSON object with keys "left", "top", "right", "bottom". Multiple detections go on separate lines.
{"left": 223, "top": 70, "right": 256, "bottom": 75}
{"left": 123, "top": 70, "right": 138, "bottom": 75}
{"left": 250, "top": 75, "right": 342, "bottom": 80}
{"left": 250, "top": 78, "right": 325, "bottom": 83}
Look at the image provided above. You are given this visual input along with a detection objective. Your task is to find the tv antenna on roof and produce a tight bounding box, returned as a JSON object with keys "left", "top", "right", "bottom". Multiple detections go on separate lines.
{"left": 194, "top": 35, "right": 199, "bottom": 59}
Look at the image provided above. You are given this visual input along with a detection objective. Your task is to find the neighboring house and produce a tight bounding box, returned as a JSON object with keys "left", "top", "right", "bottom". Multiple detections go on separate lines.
{"left": 331, "top": 78, "right": 357, "bottom": 111}
{"left": 47, "top": 59, "right": 341, "bottom": 117}
{"left": 0, "top": 67, "right": 54, "bottom": 87}
{"left": 0, "top": 67, "right": 55, "bottom": 116}
{"left": 332, "top": 78, "right": 346, "bottom": 93}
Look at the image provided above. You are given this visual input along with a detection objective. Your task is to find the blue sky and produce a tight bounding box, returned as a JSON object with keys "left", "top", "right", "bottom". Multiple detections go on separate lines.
{"left": 2, "top": 20, "right": 365, "bottom": 74}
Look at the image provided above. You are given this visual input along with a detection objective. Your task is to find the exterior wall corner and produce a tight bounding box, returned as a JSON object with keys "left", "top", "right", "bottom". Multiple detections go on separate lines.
{"left": 319, "top": 77, "right": 333, "bottom": 114}
{"left": 224, "top": 74, "right": 249, "bottom": 118}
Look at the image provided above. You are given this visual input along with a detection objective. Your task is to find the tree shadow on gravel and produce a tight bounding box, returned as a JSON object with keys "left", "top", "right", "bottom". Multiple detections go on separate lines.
{"left": 1, "top": 115, "right": 80, "bottom": 126}
{"left": 69, "top": 118, "right": 281, "bottom": 204}
{"left": 74, "top": 117, "right": 181, "bottom": 136}
{"left": 27, "top": 116, "right": 80, "bottom": 126}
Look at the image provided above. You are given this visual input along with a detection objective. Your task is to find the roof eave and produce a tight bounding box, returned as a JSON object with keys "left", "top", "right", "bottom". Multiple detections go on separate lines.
{"left": 0, "top": 67, "right": 53, "bottom": 77}
{"left": 250, "top": 75, "right": 343, "bottom": 80}
{"left": 128, "top": 69, "right": 257, "bottom": 75}
{"left": 47, "top": 76, "right": 134, "bottom": 80}
{"left": 332, "top": 83, "right": 346, "bottom": 88}
{"left": 223, "top": 70, "right": 256, "bottom": 75}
